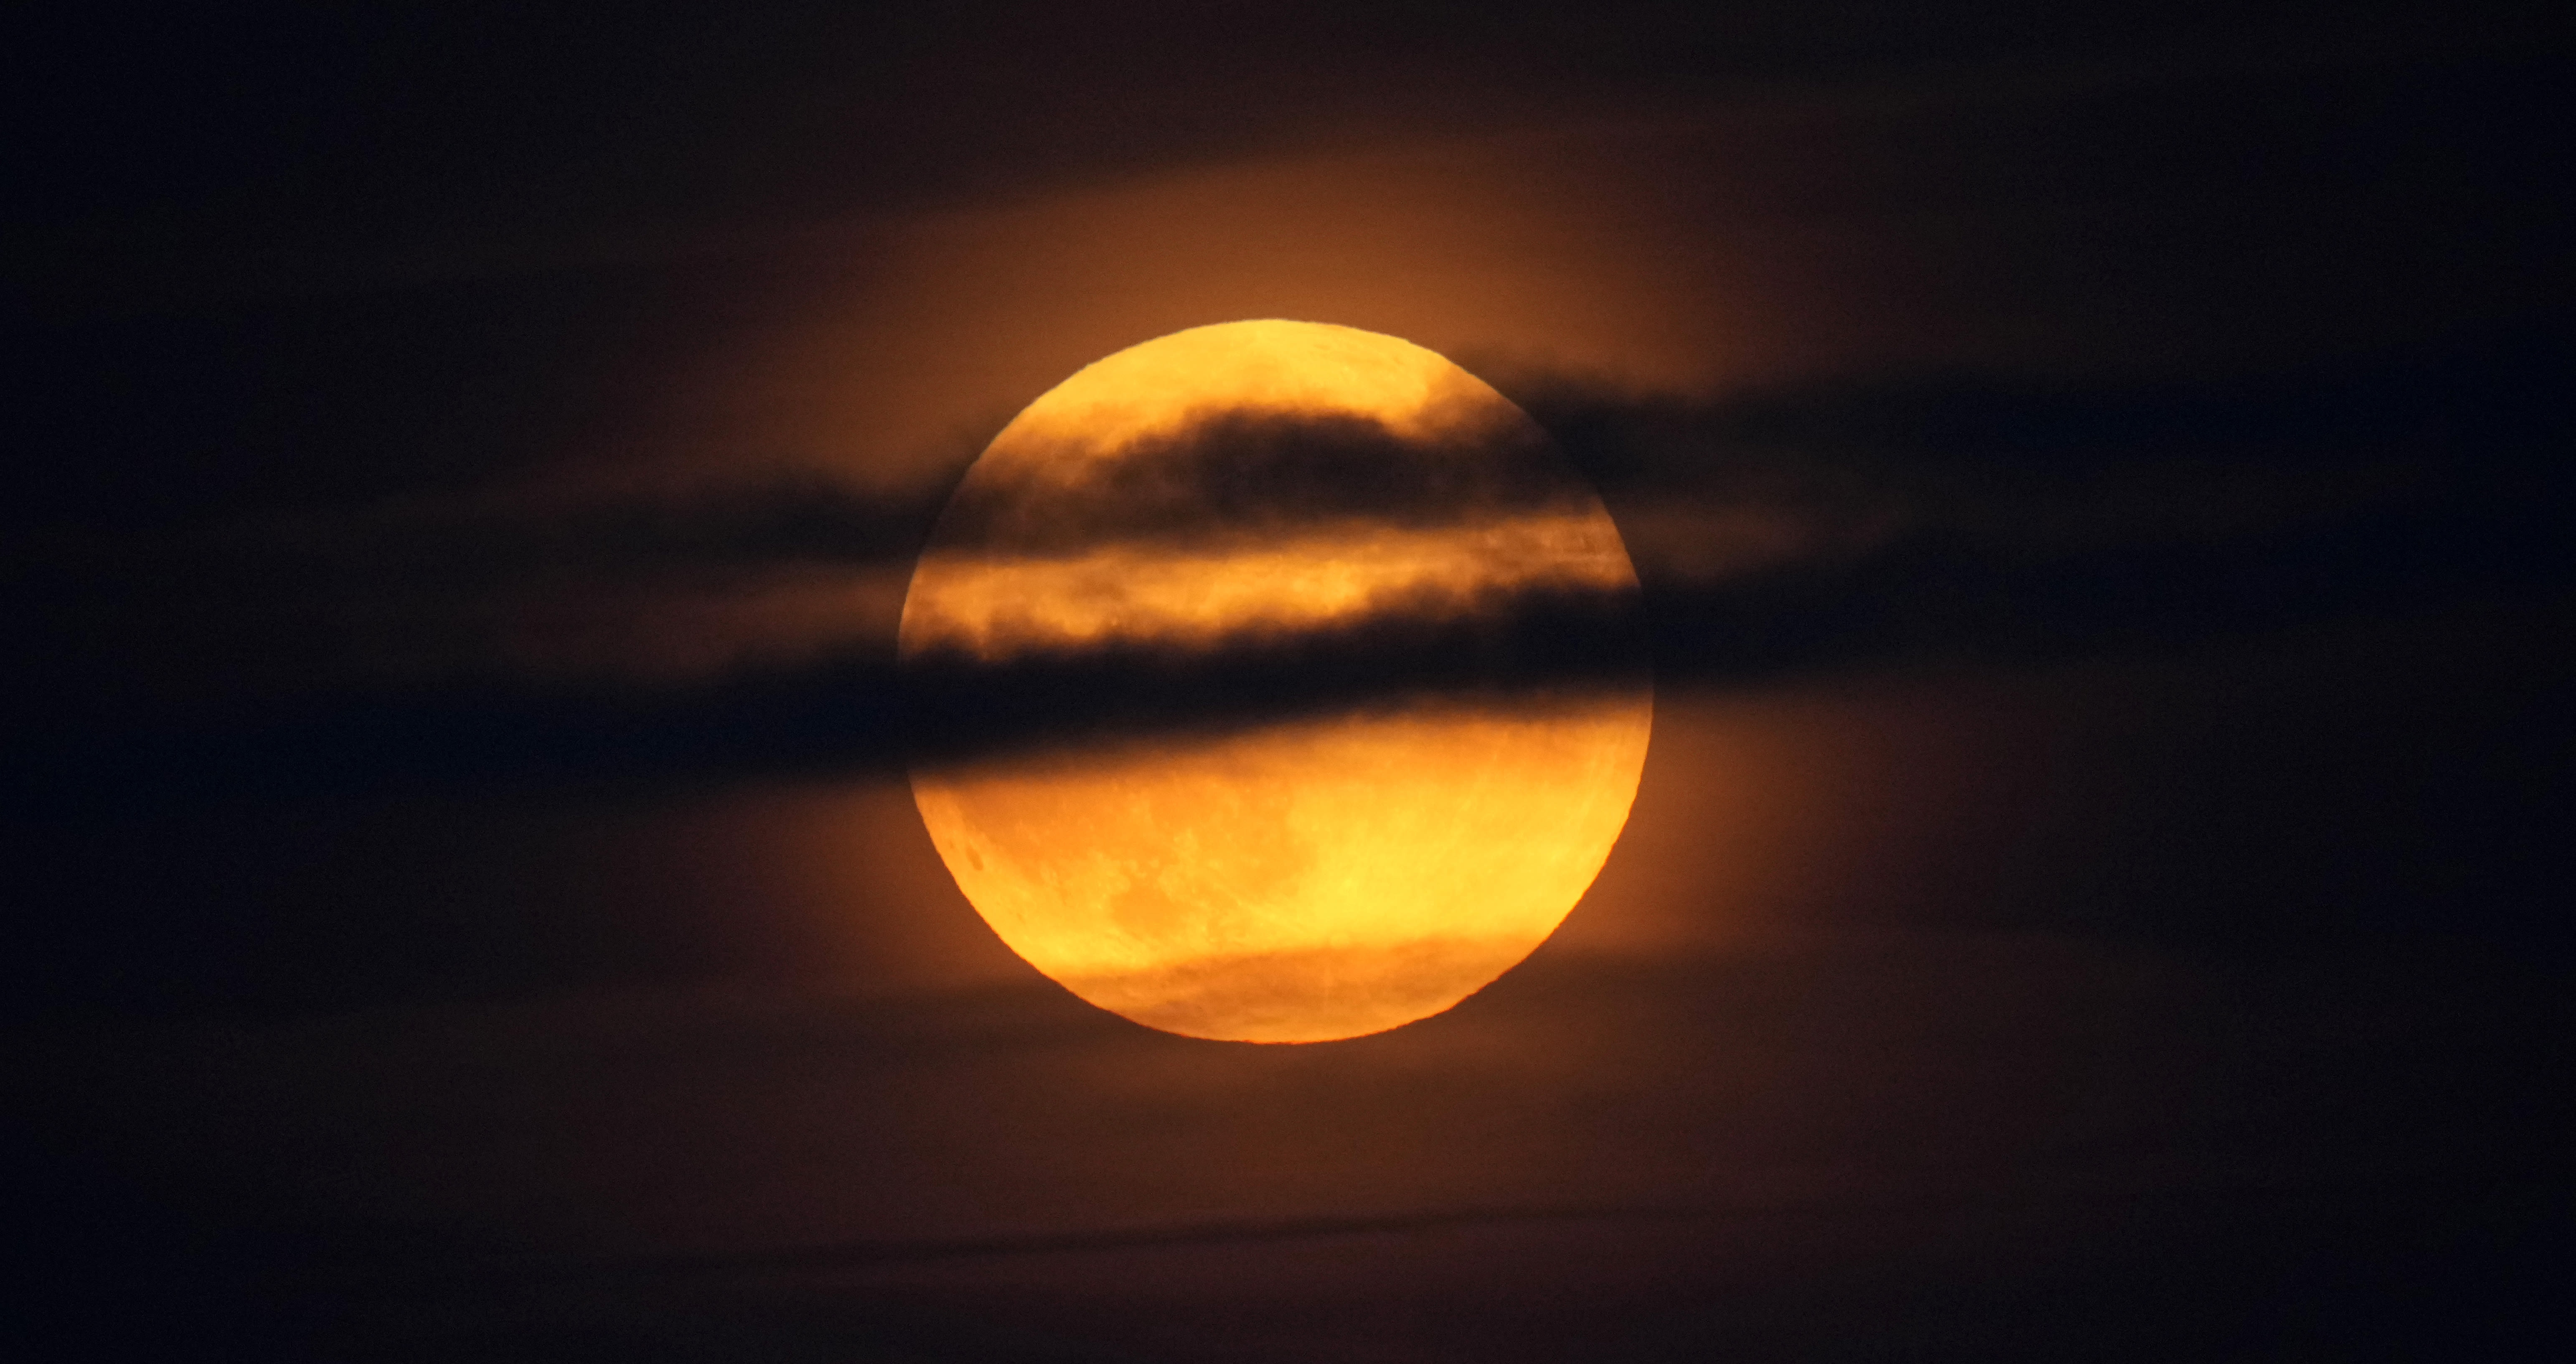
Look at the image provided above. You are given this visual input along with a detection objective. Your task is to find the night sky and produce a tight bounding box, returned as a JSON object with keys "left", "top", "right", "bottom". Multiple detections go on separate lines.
{"left": 7, "top": 4, "right": 2573, "bottom": 1360}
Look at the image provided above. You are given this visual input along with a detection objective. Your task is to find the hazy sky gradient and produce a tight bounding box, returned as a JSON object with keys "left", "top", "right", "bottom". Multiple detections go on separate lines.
{"left": 6, "top": 5, "right": 2571, "bottom": 1361}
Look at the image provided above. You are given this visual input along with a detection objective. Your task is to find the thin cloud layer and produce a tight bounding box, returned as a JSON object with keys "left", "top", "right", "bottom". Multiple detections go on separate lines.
{"left": 8, "top": 324, "right": 2569, "bottom": 809}
{"left": 929, "top": 401, "right": 1579, "bottom": 555}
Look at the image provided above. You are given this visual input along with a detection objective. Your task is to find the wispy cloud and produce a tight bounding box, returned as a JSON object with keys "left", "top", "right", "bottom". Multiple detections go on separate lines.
{"left": 9, "top": 324, "right": 2567, "bottom": 810}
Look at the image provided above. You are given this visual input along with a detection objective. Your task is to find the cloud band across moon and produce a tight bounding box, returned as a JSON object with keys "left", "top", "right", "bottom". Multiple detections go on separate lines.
{"left": 7, "top": 325, "right": 2570, "bottom": 811}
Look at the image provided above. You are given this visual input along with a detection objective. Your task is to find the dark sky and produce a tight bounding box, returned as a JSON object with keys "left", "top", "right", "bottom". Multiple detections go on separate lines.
{"left": 6, "top": 3, "right": 2573, "bottom": 1361}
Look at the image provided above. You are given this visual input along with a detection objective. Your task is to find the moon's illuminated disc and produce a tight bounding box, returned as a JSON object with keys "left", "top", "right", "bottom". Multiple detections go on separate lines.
{"left": 901, "top": 321, "right": 1651, "bottom": 1042}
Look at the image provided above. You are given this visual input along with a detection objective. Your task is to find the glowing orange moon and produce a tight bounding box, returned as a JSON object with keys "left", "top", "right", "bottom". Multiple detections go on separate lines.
{"left": 901, "top": 321, "right": 1650, "bottom": 1042}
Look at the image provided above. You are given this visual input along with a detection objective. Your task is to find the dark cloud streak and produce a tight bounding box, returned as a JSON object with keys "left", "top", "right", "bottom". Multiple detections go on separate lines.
{"left": 931, "top": 402, "right": 1581, "bottom": 555}
{"left": 10, "top": 324, "right": 2573, "bottom": 817}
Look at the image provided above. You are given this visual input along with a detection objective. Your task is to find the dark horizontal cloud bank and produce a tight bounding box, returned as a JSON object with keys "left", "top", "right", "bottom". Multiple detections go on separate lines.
{"left": 929, "top": 400, "right": 1581, "bottom": 554}
{"left": 7, "top": 319, "right": 2571, "bottom": 814}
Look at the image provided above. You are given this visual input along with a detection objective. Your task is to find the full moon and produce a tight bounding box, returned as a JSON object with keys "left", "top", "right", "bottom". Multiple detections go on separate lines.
{"left": 901, "top": 321, "right": 1651, "bottom": 1042}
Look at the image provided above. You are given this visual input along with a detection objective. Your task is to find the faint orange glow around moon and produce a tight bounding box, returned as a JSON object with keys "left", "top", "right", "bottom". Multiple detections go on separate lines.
{"left": 901, "top": 321, "right": 1651, "bottom": 1042}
